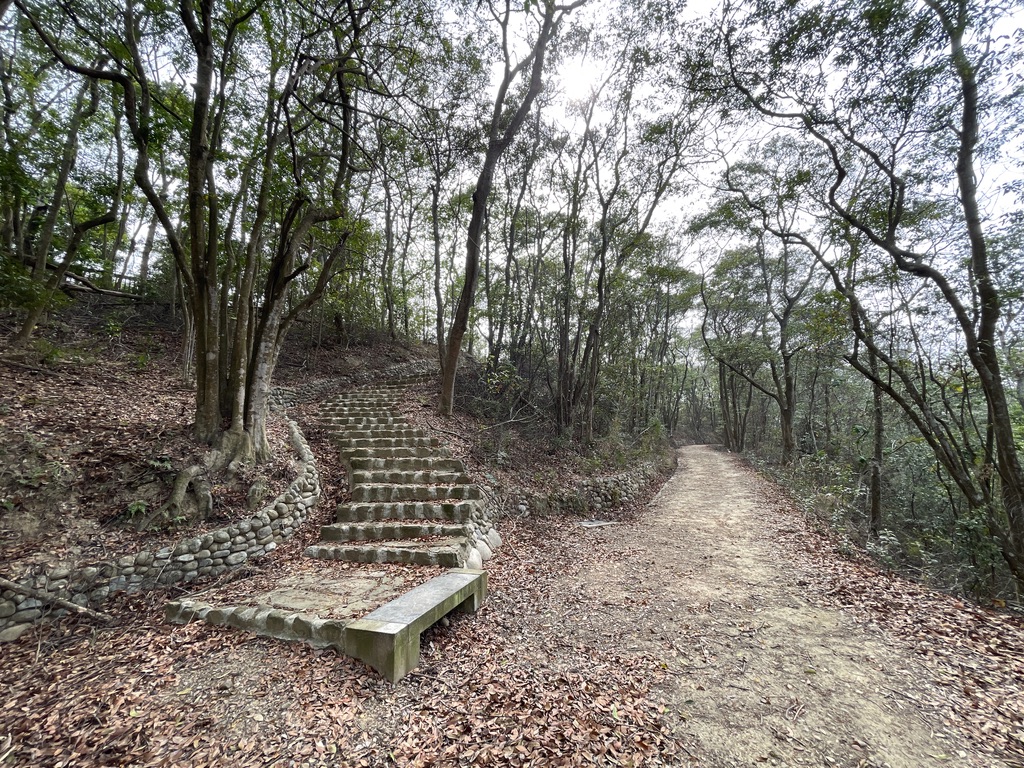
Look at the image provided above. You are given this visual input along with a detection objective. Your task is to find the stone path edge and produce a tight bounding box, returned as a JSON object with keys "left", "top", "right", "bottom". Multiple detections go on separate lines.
{"left": 164, "top": 567, "right": 488, "bottom": 682}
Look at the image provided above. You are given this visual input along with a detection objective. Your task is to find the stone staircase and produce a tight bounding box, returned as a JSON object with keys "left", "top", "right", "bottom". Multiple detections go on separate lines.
{"left": 166, "top": 376, "right": 499, "bottom": 679}
{"left": 304, "top": 381, "right": 499, "bottom": 570}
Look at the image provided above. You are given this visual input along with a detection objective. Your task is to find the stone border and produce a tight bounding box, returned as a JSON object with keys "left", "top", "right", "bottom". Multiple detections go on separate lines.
{"left": 0, "top": 419, "right": 320, "bottom": 633}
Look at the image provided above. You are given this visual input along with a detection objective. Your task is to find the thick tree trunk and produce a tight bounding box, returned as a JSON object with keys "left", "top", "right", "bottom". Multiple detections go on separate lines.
{"left": 869, "top": 375, "right": 884, "bottom": 538}
{"left": 439, "top": 175, "right": 492, "bottom": 415}
{"left": 183, "top": 0, "right": 221, "bottom": 443}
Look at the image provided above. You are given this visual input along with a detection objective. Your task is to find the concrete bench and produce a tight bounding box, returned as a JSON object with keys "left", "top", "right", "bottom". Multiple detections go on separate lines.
{"left": 345, "top": 568, "right": 486, "bottom": 681}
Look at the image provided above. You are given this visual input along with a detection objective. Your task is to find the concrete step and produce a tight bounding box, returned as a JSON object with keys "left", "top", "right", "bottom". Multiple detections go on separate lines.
{"left": 322, "top": 407, "right": 398, "bottom": 416}
{"left": 320, "top": 521, "right": 471, "bottom": 542}
{"left": 351, "top": 484, "right": 483, "bottom": 503}
{"left": 336, "top": 437, "right": 439, "bottom": 450}
{"left": 334, "top": 428, "right": 429, "bottom": 440}
{"left": 166, "top": 601, "right": 348, "bottom": 651}
{"left": 329, "top": 390, "right": 397, "bottom": 396}
{"left": 326, "top": 404, "right": 391, "bottom": 410}
{"left": 325, "top": 403, "right": 397, "bottom": 409}
{"left": 304, "top": 539, "right": 468, "bottom": 568}
{"left": 320, "top": 423, "right": 412, "bottom": 434}
{"left": 351, "top": 470, "right": 471, "bottom": 485}
{"left": 336, "top": 500, "right": 478, "bottom": 523}
{"left": 348, "top": 456, "right": 465, "bottom": 472}
{"left": 340, "top": 446, "right": 440, "bottom": 459}
{"left": 320, "top": 417, "right": 411, "bottom": 427}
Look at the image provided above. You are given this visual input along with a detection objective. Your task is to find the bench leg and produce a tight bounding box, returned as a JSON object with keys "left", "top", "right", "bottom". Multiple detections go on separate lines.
{"left": 345, "top": 619, "right": 420, "bottom": 682}
{"left": 450, "top": 568, "right": 487, "bottom": 613}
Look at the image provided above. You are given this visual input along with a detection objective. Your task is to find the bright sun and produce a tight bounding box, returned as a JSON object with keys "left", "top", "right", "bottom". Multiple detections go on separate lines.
{"left": 557, "top": 56, "right": 606, "bottom": 104}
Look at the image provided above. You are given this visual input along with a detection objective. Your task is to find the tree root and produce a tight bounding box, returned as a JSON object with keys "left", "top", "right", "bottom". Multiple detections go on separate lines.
{"left": 136, "top": 464, "right": 205, "bottom": 531}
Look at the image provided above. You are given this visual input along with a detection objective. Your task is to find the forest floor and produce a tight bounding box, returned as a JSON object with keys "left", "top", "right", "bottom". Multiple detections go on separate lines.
{"left": 3, "top": 445, "right": 1023, "bottom": 766}
{"left": 2, "top": 306, "right": 1024, "bottom": 767}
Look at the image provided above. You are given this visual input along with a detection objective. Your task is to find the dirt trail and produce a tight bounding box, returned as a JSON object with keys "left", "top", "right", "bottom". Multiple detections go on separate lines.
{"left": 563, "top": 445, "right": 992, "bottom": 768}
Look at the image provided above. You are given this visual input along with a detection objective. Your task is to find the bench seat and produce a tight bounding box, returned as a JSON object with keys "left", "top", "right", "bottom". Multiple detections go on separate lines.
{"left": 345, "top": 568, "right": 486, "bottom": 681}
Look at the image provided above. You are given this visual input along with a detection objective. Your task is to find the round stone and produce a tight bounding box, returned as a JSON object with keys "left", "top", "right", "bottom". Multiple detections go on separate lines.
{"left": 486, "top": 529, "right": 502, "bottom": 550}
{"left": 0, "top": 624, "right": 32, "bottom": 642}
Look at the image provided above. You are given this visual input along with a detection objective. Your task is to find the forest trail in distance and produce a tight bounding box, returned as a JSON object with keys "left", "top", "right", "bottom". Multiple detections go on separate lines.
{"left": 560, "top": 445, "right": 1013, "bottom": 767}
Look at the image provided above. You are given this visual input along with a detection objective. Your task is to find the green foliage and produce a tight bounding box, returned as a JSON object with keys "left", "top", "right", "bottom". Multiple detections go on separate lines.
{"left": 0, "top": 256, "right": 48, "bottom": 310}
{"left": 125, "top": 500, "right": 149, "bottom": 518}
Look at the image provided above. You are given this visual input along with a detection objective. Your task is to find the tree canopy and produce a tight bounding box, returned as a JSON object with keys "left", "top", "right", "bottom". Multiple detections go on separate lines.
{"left": 3, "top": 0, "right": 1023, "bottom": 598}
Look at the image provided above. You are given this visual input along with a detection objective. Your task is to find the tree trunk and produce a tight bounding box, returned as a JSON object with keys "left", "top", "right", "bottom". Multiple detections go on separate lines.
{"left": 431, "top": 179, "right": 447, "bottom": 371}
{"left": 869, "top": 355, "right": 884, "bottom": 538}
{"left": 439, "top": 1, "right": 565, "bottom": 416}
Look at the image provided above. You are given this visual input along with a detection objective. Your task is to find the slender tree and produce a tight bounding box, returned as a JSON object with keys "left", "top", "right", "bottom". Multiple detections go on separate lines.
{"left": 710, "top": 0, "right": 1024, "bottom": 577}
{"left": 439, "top": 0, "right": 586, "bottom": 416}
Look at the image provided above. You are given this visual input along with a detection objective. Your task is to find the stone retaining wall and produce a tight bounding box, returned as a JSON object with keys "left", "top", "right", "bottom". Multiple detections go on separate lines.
{"left": 0, "top": 420, "right": 319, "bottom": 634}
{"left": 510, "top": 460, "right": 667, "bottom": 518}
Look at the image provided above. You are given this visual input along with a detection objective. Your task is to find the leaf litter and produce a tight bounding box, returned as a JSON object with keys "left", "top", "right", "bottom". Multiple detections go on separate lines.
{"left": 2, "top": 347, "right": 1022, "bottom": 766}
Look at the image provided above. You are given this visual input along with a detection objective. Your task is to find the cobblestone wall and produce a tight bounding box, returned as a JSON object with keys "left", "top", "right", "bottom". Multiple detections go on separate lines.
{"left": 0, "top": 420, "right": 319, "bottom": 633}
{"left": 508, "top": 459, "right": 670, "bottom": 518}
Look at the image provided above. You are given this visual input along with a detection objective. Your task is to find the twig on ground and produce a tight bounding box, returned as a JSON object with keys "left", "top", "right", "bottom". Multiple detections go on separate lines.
{"left": 0, "top": 576, "right": 115, "bottom": 623}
